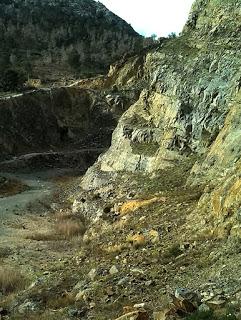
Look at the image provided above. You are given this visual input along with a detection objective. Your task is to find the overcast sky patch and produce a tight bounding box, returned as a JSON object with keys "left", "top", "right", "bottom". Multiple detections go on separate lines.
{"left": 96, "top": 0, "right": 194, "bottom": 37}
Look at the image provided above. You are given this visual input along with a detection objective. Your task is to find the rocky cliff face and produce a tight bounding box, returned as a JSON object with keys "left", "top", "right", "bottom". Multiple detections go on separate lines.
{"left": 78, "top": 0, "right": 241, "bottom": 236}
{"left": 0, "top": 0, "right": 142, "bottom": 82}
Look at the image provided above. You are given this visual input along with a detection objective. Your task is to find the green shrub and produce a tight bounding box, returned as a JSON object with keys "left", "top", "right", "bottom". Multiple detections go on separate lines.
{"left": 164, "top": 244, "right": 182, "bottom": 259}
{"left": 168, "top": 32, "right": 177, "bottom": 39}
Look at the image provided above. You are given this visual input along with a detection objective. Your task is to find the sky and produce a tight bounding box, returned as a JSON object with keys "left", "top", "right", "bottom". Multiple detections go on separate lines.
{"left": 96, "top": 0, "right": 195, "bottom": 37}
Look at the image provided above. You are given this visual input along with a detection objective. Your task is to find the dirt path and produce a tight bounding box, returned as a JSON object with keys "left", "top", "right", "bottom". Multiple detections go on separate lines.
{"left": 0, "top": 171, "right": 54, "bottom": 219}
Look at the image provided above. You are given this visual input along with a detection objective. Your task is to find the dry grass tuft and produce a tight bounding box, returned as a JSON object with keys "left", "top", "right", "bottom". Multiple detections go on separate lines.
{"left": 55, "top": 220, "right": 86, "bottom": 238}
{"left": 26, "top": 219, "right": 86, "bottom": 241}
{"left": 118, "top": 197, "right": 166, "bottom": 216}
{"left": 26, "top": 210, "right": 86, "bottom": 241}
{"left": 0, "top": 178, "right": 28, "bottom": 198}
{"left": 55, "top": 210, "right": 76, "bottom": 221}
{"left": 26, "top": 232, "right": 58, "bottom": 241}
{"left": 0, "top": 267, "right": 27, "bottom": 294}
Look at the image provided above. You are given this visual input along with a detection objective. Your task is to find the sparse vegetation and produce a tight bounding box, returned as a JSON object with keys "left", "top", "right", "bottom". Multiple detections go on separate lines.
{"left": 168, "top": 32, "right": 177, "bottom": 39}
{"left": 0, "top": 267, "right": 27, "bottom": 294}
{"left": 47, "top": 292, "right": 75, "bottom": 309}
{"left": 26, "top": 211, "right": 86, "bottom": 241}
{"left": 26, "top": 232, "right": 58, "bottom": 241}
{"left": 185, "top": 310, "right": 238, "bottom": 320}
{"left": 131, "top": 141, "right": 159, "bottom": 156}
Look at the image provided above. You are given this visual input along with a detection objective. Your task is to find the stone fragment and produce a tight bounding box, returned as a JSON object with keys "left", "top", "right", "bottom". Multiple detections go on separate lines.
{"left": 18, "top": 300, "right": 38, "bottom": 314}
{"left": 89, "top": 302, "right": 96, "bottom": 309}
{"left": 134, "top": 303, "right": 146, "bottom": 309}
{"left": 88, "top": 268, "right": 97, "bottom": 281}
{"left": 109, "top": 265, "right": 119, "bottom": 275}
{"left": 168, "top": 287, "right": 201, "bottom": 314}
{"left": 149, "top": 230, "right": 160, "bottom": 243}
{"left": 118, "top": 277, "right": 129, "bottom": 285}
{"left": 130, "top": 268, "right": 145, "bottom": 275}
{"left": 75, "top": 289, "right": 91, "bottom": 301}
{"left": 198, "top": 303, "right": 210, "bottom": 312}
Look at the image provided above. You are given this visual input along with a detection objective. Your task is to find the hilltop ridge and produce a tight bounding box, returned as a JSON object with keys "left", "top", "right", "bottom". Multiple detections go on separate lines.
{"left": 0, "top": 0, "right": 142, "bottom": 84}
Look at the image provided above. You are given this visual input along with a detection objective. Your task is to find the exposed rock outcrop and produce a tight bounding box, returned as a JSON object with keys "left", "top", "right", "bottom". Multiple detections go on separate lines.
{"left": 77, "top": 0, "right": 241, "bottom": 237}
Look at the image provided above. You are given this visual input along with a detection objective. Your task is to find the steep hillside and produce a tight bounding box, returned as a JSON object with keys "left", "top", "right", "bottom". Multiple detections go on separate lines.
{"left": 68, "top": 0, "right": 241, "bottom": 316}
{"left": 80, "top": 0, "right": 241, "bottom": 235}
{"left": 0, "top": 0, "right": 142, "bottom": 83}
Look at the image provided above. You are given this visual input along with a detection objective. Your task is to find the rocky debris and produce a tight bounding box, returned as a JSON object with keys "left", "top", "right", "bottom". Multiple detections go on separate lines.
{"left": 151, "top": 287, "right": 236, "bottom": 319}
{"left": 109, "top": 265, "right": 119, "bottom": 275}
{"left": 168, "top": 288, "right": 201, "bottom": 314}
{"left": 75, "top": 289, "right": 92, "bottom": 302}
{"left": 18, "top": 300, "right": 38, "bottom": 314}
{"left": 2, "top": 163, "right": 241, "bottom": 320}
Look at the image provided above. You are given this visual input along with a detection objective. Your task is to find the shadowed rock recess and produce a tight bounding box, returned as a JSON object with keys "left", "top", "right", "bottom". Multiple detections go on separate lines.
{"left": 1, "top": 0, "right": 241, "bottom": 319}
{"left": 0, "top": 86, "right": 139, "bottom": 167}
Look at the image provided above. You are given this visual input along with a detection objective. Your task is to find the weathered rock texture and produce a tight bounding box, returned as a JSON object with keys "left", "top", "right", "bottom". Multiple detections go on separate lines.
{"left": 0, "top": 0, "right": 142, "bottom": 81}
{"left": 79, "top": 0, "right": 241, "bottom": 236}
